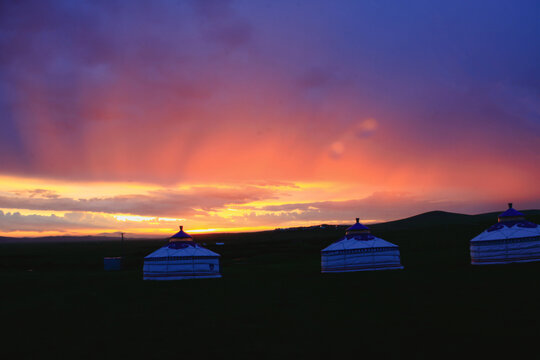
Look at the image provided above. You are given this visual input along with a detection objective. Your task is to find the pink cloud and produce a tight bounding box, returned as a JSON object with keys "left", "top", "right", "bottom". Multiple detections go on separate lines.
{"left": 0, "top": 186, "right": 279, "bottom": 217}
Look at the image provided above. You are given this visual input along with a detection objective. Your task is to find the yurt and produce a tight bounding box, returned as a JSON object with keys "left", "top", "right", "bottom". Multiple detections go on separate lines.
{"left": 143, "top": 226, "right": 221, "bottom": 280}
{"left": 470, "top": 203, "right": 540, "bottom": 265}
{"left": 321, "top": 218, "right": 404, "bottom": 273}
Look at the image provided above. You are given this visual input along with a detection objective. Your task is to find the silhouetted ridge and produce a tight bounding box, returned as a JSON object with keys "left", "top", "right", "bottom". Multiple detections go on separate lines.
{"left": 371, "top": 211, "right": 473, "bottom": 231}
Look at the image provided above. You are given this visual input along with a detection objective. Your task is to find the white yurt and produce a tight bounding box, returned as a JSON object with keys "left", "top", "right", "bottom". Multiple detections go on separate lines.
{"left": 143, "top": 226, "right": 221, "bottom": 280}
{"left": 470, "top": 203, "right": 540, "bottom": 265}
{"left": 321, "top": 218, "right": 404, "bottom": 273}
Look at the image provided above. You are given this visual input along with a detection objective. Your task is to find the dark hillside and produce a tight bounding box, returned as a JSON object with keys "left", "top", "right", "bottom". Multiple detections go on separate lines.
{"left": 373, "top": 210, "right": 475, "bottom": 229}
{"left": 1, "top": 209, "right": 540, "bottom": 358}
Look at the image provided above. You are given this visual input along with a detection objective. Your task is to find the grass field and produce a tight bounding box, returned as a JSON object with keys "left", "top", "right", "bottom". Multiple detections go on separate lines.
{"left": 2, "top": 211, "right": 540, "bottom": 359}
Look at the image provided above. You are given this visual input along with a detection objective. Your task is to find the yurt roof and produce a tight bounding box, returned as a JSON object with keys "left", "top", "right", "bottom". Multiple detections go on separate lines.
{"left": 170, "top": 226, "right": 192, "bottom": 240}
{"left": 471, "top": 222, "right": 540, "bottom": 242}
{"left": 498, "top": 203, "right": 525, "bottom": 219}
{"left": 145, "top": 243, "right": 220, "bottom": 258}
{"left": 472, "top": 204, "right": 539, "bottom": 242}
{"left": 322, "top": 235, "right": 398, "bottom": 252}
{"left": 346, "top": 218, "right": 370, "bottom": 232}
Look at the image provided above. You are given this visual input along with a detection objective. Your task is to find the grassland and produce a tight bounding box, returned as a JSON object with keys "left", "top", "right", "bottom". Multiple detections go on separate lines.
{"left": 1, "top": 211, "right": 540, "bottom": 359}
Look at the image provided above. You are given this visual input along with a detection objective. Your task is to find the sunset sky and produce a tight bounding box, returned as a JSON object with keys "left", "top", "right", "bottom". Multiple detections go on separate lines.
{"left": 1, "top": 0, "right": 539, "bottom": 237}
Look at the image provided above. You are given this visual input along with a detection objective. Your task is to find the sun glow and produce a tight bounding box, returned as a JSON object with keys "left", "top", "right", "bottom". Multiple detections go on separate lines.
{"left": 1, "top": 175, "right": 359, "bottom": 236}
{"left": 114, "top": 215, "right": 156, "bottom": 222}
{"left": 0, "top": 175, "right": 164, "bottom": 199}
{"left": 158, "top": 217, "right": 186, "bottom": 222}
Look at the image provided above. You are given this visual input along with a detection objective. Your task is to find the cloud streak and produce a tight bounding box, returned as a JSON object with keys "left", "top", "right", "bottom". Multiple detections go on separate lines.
{"left": 0, "top": 186, "right": 279, "bottom": 217}
{"left": 0, "top": 210, "right": 110, "bottom": 233}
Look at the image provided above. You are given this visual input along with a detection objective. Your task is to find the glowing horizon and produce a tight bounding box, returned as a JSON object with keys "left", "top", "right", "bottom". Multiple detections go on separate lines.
{"left": 0, "top": 174, "right": 537, "bottom": 237}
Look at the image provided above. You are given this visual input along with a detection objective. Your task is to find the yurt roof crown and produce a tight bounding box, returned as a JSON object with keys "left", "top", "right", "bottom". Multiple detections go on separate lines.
{"left": 345, "top": 218, "right": 373, "bottom": 239}
{"left": 168, "top": 226, "right": 195, "bottom": 249}
{"left": 170, "top": 225, "right": 192, "bottom": 241}
{"left": 484, "top": 203, "right": 538, "bottom": 232}
{"left": 346, "top": 218, "right": 370, "bottom": 233}
{"left": 498, "top": 203, "right": 525, "bottom": 222}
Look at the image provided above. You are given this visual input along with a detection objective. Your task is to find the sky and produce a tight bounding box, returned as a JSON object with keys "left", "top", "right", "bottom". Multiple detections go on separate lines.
{"left": 1, "top": 0, "right": 539, "bottom": 237}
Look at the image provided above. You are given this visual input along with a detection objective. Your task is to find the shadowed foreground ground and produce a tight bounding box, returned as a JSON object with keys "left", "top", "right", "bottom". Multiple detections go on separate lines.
{"left": 1, "top": 211, "right": 540, "bottom": 359}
